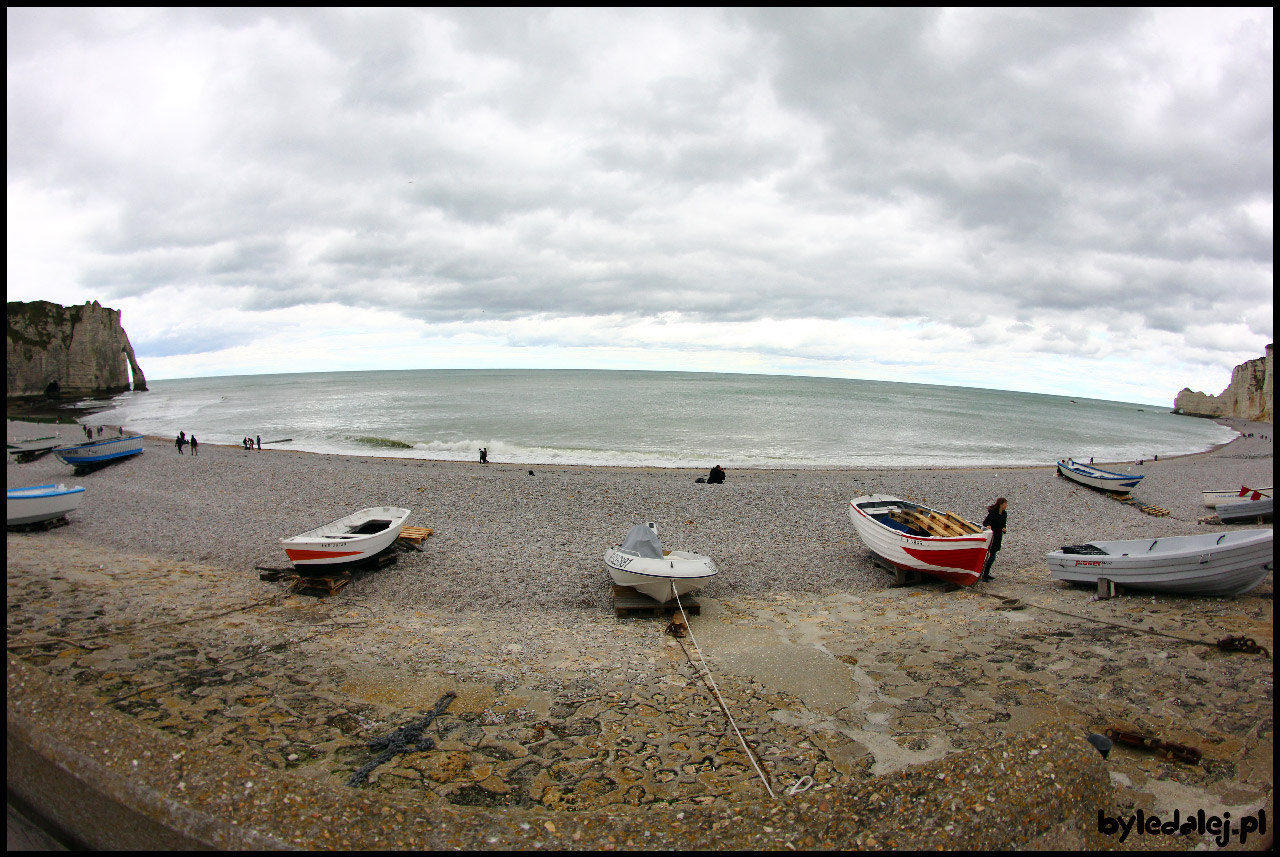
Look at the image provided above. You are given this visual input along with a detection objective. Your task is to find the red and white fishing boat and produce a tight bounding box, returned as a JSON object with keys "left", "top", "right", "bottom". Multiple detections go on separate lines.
{"left": 280, "top": 506, "right": 411, "bottom": 568}
{"left": 848, "top": 494, "right": 992, "bottom": 586}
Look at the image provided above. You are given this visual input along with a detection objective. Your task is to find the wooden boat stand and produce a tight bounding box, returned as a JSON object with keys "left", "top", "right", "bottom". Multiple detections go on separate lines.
{"left": 6, "top": 516, "right": 71, "bottom": 533}
{"left": 257, "top": 551, "right": 399, "bottom": 597}
{"left": 612, "top": 584, "right": 700, "bottom": 618}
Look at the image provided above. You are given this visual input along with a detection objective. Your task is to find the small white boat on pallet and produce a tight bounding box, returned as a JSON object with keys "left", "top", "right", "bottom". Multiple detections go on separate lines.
{"left": 7, "top": 483, "right": 85, "bottom": 526}
{"left": 848, "top": 495, "right": 992, "bottom": 586}
{"left": 281, "top": 507, "right": 411, "bottom": 568}
{"left": 54, "top": 435, "right": 144, "bottom": 470}
{"left": 1047, "top": 530, "right": 1273, "bottom": 597}
{"left": 1203, "top": 486, "right": 1272, "bottom": 508}
{"left": 1057, "top": 458, "right": 1144, "bottom": 494}
{"left": 1216, "top": 496, "right": 1273, "bottom": 524}
{"left": 604, "top": 522, "right": 718, "bottom": 603}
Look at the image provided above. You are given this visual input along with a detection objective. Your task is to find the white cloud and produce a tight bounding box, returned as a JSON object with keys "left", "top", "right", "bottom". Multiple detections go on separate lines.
{"left": 6, "top": 7, "right": 1272, "bottom": 405}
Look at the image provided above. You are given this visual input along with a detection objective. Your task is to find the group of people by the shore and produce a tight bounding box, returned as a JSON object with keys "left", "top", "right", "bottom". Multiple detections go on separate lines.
{"left": 83, "top": 424, "right": 124, "bottom": 440}
{"left": 171, "top": 432, "right": 263, "bottom": 454}
{"left": 174, "top": 430, "right": 197, "bottom": 455}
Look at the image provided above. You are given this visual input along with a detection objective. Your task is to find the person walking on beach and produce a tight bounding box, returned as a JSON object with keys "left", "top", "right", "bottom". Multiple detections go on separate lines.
{"left": 175, "top": 433, "right": 185, "bottom": 454}
{"left": 479, "top": 447, "right": 489, "bottom": 464}
{"left": 980, "top": 497, "right": 1007, "bottom": 582}
{"left": 190, "top": 435, "right": 198, "bottom": 456}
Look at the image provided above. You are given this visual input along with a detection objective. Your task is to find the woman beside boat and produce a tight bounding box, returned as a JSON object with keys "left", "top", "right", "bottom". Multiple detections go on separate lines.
{"left": 980, "top": 497, "right": 1008, "bottom": 582}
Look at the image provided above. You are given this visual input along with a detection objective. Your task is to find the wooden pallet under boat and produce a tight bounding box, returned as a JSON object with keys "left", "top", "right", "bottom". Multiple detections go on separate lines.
{"left": 612, "top": 585, "right": 700, "bottom": 618}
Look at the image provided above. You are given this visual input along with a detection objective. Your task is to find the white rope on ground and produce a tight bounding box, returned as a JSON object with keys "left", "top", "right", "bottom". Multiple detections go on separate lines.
{"left": 671, "top": 582, "right": 777, "bottom": 800}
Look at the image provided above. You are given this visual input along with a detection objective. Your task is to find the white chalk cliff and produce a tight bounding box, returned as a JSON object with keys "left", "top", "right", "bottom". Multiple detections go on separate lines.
{"left": 1174, "top": 344, "right": 1273, "bottom": 423}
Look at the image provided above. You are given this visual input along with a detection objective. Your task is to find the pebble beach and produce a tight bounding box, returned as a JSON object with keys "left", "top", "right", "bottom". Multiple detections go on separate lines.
{"left": 6, "top": 416, "right": 1274, "bottom": 849}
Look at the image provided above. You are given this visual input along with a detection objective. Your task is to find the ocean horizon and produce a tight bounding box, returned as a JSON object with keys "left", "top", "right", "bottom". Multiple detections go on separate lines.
{"left": 77, "top": 368, "right": 1235, "bottom": 469}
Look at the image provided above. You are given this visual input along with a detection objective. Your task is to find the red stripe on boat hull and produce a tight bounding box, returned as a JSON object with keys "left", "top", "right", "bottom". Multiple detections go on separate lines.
{"left": 285, "top": 548, "right": 365, "bottom": 562}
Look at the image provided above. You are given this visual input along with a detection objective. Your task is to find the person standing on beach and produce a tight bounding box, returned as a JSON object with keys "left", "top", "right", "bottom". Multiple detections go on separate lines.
{"left": 190, "top": 435, "right": 198, "bottom": 456}
{"left": 176, "top": 433, "right": 185, "bottom": 454}
{"left": 479, "top": 447, "right": 489, "bottom": 464}
{"left": 980, "top": 497, "right": 1007, "bottom": 582}
{"left": 256, "top": 435, "right": 262, "bottom": 450}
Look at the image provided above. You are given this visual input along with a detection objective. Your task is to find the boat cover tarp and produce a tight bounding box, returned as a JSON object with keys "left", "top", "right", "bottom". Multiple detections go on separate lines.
{"left": 621, "top": 524, "right": 664, "bottom": 559}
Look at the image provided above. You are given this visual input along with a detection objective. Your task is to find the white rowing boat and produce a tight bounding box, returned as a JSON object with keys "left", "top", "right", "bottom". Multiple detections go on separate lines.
{"left": 848, "top": 495, "right": 992, "bottom": 586}
{"left": 280, "top": 507, "right": 411, "bottom": 568}
{"left": 1203, "top": 486, "right": 1272, "bottom": 508}
{"left": 1057, "top": 459, "right": 1144, "bottom": 494}
{"left": 603, "top": 522, "right": 718, "bottom": 603}
{"left": 1047, "top": 530, "right": 1273, "bottom": 597}
{"left": 1216, "top": 496, "right": 1273, "bottom": 524}
{"left": 7, "top": 483, "right": 85, "bottom": 526}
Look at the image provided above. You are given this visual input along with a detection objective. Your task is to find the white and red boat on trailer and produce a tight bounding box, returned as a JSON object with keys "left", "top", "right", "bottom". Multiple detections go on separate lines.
{"left": 848, "top": 494, "right": 992, "bottom": 586}
{"left": 280, "top": 506, "right": 411, "bottom": 568}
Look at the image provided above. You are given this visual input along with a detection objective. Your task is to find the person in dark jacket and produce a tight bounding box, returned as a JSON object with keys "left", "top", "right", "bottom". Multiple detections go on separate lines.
{"left": 981, "top": 497, "right": 1007, "bottom": 581}
{"left": 706, "top": 465, "right": 726, "bottom": 484}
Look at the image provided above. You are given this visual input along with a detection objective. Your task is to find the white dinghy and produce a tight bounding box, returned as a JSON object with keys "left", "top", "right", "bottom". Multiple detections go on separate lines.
{"left": 7, "top": 483, "right": 85, "bottom": 526}
{"left": 1047, "top": 529, "right": 1273, "bottom": 597}
{"left": 604, "top": 522, "right": 718, "bottom": 603}
{"left": 281, "top": 506, "right": 411, "bottom": 568}
{"left": 1203, "top": 486, "right": 1272, "bottom": 508}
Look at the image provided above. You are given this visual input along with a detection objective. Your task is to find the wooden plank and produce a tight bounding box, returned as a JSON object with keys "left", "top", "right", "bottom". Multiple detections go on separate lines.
{"left": 612, "top": 584, "right": 700, "bottom": 617}
{"left": 397, "top": 526, "right": 434, "bottom": 544}
{"left": 943, "top": 511, "right": 980, "bottom": 534}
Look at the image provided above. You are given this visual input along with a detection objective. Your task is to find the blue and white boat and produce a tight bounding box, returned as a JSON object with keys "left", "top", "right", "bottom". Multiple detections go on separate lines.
{"left": 1056, "top": 458, "right": 1144, "bottom": 494}
{"left": 54, "top": 434, "right": 145, "bottom": 469}
{"left": 7, "top": 483, "right": 86, "bottom": 526}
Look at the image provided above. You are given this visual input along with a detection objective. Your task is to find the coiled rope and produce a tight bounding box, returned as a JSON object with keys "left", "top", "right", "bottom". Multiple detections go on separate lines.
{"left": 671, "top": 583, "right": 777, "bottom": 800}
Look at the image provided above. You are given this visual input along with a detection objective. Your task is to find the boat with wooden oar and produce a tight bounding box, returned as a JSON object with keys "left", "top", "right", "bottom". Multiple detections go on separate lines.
{"left": 848, "top": 495, "right": 992, "bottom": 586}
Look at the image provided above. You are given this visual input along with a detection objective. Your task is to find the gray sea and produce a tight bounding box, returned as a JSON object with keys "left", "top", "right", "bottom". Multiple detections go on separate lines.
{"left": 80, "top": 369, "right": 1235, "bottom": 469}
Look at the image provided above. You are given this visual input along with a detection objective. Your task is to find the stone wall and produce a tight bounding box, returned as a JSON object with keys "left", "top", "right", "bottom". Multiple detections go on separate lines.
{"left": 7, "top": 300, "right": 148, "bottom": 398}
{"left": 1174, "top": 344, "right": 1273, "bottom": 422}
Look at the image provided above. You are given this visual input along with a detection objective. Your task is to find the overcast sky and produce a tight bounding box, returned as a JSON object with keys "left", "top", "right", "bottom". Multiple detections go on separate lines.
{"left": 7, "top": 8, "right": 1273, "bottom": 405}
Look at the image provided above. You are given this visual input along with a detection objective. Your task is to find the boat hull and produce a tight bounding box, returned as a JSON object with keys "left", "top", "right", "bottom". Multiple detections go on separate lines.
{"left": 7, "top": 483, "right": 85, "bottom": 526}
{"left": 1203, "top": 487, "right": 1272, "bottom": 508}
{"left": 1216, "top": 497, "right": 1273, "bottom": 523}
{"left": 281, "top": 507, "right": 411, "bottom": 567}
{"left": 603, "top": 548, "right": 717, "bottom": 603}
{"left": 1047, "top": 530, "right": 1273, "bottom": 596}
{"left": 1057, "top": 459, "right": 1143, "bottom": 494}
{"left": 848, "top": 495, "right": 992, "bottom": 586}
{"left": 54, "top": 435, "right": 145, "bottom": 466}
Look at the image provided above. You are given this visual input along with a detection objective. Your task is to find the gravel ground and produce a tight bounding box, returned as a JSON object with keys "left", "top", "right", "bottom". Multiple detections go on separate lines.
{"left": 6, "top": 416, "right": 1273, "bottom": 849}
{"left": 5, "top": 417, "right": 1273, "bottom": 611}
